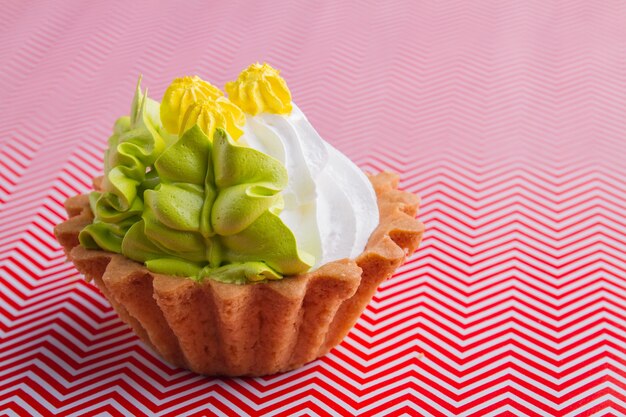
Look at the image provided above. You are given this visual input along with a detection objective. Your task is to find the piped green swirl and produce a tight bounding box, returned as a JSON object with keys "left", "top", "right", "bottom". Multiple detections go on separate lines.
{"left": 80, "top": 78, "right": 172, "bottom": 253}
{"left": 79, "top": 79, "right": 313, "bottom": 283}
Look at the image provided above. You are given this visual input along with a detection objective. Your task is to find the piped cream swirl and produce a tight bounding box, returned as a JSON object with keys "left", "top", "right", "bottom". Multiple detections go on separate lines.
{"left": 240, "top": 103, "right": 379, "bottom": 268}
{"left": 225, "top": 63, "right": 293, "bottom": 115}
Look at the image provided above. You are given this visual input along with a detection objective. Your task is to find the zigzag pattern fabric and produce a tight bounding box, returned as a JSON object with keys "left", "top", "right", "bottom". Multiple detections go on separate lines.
{"left": 1, "top": 1, "right": 625, "bottom": 416}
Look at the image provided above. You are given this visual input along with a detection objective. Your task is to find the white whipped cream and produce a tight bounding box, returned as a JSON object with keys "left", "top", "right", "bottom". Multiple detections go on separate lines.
{"left": 240, "top": 103, "right": 379, "bottom": 269}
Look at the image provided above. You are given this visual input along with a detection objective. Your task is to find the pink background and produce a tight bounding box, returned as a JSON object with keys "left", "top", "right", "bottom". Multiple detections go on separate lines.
{"left": 1, "top": 1, "right": 625, "bottom": 415}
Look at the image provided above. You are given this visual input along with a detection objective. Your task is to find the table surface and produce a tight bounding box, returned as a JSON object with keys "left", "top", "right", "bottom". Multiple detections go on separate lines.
{"left": 1, "top": 1, "right": 625, "bottom": 416}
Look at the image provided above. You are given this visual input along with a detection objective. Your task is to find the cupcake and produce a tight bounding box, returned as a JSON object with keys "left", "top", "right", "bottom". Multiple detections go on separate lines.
{"left": 54, "top": 63, "right": 424, "bottom": 376}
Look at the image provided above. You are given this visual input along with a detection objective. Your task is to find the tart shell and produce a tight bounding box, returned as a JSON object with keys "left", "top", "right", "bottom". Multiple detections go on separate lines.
{"left": 54, "top": 172, "right": 424, "bottom": 376}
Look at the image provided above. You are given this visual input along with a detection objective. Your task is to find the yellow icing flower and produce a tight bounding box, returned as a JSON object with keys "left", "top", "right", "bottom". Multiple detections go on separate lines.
{"left": 180, "top": 96, "right": 245, "bottom": 140}
{"left": 225, "top": 63, "right": 292, "bottom": 116}
{"left": 161, "top": 76, "right": 223, "bottom": 134}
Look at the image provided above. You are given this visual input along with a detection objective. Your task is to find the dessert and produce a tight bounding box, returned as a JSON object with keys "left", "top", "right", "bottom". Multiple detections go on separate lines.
{"left": 54, "top": 63, "right": 424, "bottom": 376}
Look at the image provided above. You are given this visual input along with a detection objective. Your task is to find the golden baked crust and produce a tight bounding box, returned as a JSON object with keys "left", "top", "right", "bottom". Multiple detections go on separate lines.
{"left": 54, "top": 172, "right": 424, "bottom": 376}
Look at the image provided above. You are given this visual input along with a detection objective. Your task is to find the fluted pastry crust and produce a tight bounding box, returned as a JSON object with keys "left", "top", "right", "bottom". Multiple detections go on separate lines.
{"left": 54, "top": 172, "right": 424, "bottom": 376}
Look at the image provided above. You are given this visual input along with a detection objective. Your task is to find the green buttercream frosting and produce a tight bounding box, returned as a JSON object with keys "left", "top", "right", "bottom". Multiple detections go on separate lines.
{"left": 79, "top": 78, "right": 313, "bottom": 283}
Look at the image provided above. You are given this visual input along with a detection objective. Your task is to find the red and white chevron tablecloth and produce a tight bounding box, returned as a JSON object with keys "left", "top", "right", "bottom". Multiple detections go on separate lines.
{"left": 1, "top": 1, "right": 626, "bottom": 416}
